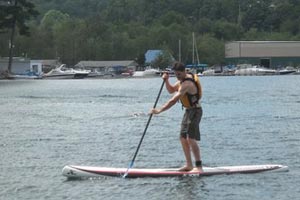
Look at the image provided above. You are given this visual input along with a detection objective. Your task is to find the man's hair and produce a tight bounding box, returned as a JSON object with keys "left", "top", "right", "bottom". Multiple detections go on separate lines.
{"left": 172, "top": 61, "right": 185, "bottom": 72}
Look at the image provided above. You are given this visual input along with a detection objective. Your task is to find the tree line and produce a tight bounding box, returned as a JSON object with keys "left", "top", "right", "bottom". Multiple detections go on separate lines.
{"left": 1, "top": 0, "right": 300, "bottom": 69}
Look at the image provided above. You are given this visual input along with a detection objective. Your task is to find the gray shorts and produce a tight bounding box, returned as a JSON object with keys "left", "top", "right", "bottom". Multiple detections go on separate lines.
{"left": 180, "top": 107, "right": 202, "bottom": 141}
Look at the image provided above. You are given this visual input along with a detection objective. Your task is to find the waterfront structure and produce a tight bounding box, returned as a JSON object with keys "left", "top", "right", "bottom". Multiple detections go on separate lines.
{"left": 30, "top": 59, "right": 60, "bottom": 74}
{"left": 0, "top": 57, "right": 59, "bottom": 76}
{"left": 225, "top": 41, "right": 300, "bottom": 68}
{"left": 75, "top": 60, "right": 137, "bottom": 75}
{"left": 0, "top": 57, "right": 30, "bottom": 74}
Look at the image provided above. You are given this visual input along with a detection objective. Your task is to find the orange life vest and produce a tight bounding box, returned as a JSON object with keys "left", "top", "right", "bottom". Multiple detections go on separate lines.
{"left": 179, "top": 73, "right": 201, "bottom": 108}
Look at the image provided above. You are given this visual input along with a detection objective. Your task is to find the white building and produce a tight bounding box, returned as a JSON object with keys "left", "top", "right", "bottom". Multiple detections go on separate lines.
{"left": 225, "top": 41, "right": 300, "bottom": 68}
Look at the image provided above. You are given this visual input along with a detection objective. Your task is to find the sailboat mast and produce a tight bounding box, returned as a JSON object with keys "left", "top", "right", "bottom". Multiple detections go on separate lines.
{"left": 192, "top": 32, "right": 195, "bottom": 65}
{"left": 193, "top": 32, "right": 200, "bottom": 66}
{"left": 178, "top": 39, "right": 181, "bottom": 62}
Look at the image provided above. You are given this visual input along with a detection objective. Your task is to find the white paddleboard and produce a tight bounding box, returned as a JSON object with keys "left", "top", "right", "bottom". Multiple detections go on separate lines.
{"left": 62, "top": 164, "right": 288, "bottom": 178}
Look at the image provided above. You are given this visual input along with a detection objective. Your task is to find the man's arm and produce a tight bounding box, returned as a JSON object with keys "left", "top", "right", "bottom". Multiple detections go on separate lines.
{"left": 151, "top": 83, "right": 188, "bottom": 114}
{"left": 198, "top": 79, "right": 202, "bottom": 100}
{"left": 163, "top": 73, "right": 179, "bottom": 94}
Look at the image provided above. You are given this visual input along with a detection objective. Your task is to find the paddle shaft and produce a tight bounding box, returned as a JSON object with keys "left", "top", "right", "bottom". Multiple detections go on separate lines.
{"left": 123, "top": 80, "right": 165, "bottom": 177}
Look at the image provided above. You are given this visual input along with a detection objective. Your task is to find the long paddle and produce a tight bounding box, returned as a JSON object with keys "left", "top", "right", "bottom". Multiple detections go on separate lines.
{"left": 123, "top": 80, "right": 165, "bottom": 178}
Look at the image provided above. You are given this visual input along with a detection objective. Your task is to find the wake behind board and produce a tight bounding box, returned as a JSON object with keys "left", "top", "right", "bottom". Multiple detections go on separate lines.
{"left": 62, "top": 164, "right": 288, "bottom": 179}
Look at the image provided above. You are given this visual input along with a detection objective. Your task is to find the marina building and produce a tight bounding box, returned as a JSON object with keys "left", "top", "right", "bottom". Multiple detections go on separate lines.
{"left": 75, "top": 60, "right": 138, "bottom": 75}
{"left": 0, "top": 57, "right": 59, "bottom": 75}
{"left": 225, "top": 41, "right": 300, "bottom": 68}
{"left": 0, "top": 57, "right": 31, "bottom": 74}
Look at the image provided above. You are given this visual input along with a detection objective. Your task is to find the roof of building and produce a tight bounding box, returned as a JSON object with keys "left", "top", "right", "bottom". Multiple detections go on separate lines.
{"left": 225, "top": 41, "right": 300, "bottom": 58}
{"left": 145, "top": 50, "right": 163, "bottom": 63}
{"left": 75, "top": 60, "right": 137, "bottom": 68}
{"left": 31, "top": 59, "right": 60, "bottom": 65}
{"left": 227, "top": 41, "right": 300, "bottom": 44}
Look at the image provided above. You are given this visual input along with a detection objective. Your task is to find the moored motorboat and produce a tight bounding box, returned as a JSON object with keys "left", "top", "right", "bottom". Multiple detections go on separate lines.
{"left": 132, "top": 68, "right": 160, "bottom": 77}
{"left": 235, "top": 65, "right": 276, "bottom": 76}
{"left": 277, "top": 66, "right": 297, "bottom": 75}
{"left": 256, "top": 67, "right": 276, "bottom": 75}
{"left": 143, "top": 68, "right": 160, "bottom": 76}
{"left": 43, "top": 64, "right": 89, "bottom": 79}
{"left": 7, "top": 71, "right": 42, "bottom": 79}
{"left": 202, "top": 68, "right": 215, "bottom": 76}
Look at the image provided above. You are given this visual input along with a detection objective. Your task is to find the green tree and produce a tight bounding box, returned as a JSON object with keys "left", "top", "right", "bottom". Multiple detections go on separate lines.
{"left": 136, "top": 53, "right": 146, "bottom": 69}
{"left": 41, "top": 9, "right": 70, "bottom": 31}
{"left": 53, "top": 18, "right": 86, "bottom": 65}
{"left": 3, "top": 0, "right": 300, "bottom": 70}
{"left": 152, "top": 50, "right": 174, "bottom": 69}
{"left": 212, "top": 20, "right": 241, "bottom": 40}
{"left": 197, "top": 34, "right": 225, "bottom": 66}
{"left": 158, "top": 11, "right": 187, "bottom": 27}
{"left": 0, "top": 0, "right": 38, "bottom": 74}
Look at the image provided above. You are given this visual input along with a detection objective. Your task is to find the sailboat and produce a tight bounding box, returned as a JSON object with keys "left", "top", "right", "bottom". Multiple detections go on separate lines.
{"left": 185, "top": 32, "right": 203, "bottom": 76}
{"left": 176, "top": 33, "right": 206, "bottom": 76}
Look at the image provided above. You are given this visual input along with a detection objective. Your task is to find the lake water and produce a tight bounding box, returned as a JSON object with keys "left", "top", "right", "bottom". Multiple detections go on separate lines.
{"left": 0, "top": 76, "right": 299, "bottom": 200}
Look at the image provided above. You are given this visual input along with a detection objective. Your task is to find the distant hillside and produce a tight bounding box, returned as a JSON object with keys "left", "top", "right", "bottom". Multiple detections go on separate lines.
{"left": 1, "top": 0, "right": 300, "bottom": 66}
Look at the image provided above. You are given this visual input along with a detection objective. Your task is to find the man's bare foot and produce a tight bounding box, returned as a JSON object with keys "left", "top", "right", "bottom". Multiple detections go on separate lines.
{"left": 178, "top": 166, "right": 193, "bottom": 171}
{"left": 192, "top": 167, "right": 203, "bottom": 173}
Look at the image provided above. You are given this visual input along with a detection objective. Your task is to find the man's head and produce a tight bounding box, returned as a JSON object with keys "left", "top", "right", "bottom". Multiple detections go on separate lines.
{"left": 172, "top": 61, "right": 185, "bottom": 72}
{"left": 172, "top": 61, "right": 186, "bottom": 81}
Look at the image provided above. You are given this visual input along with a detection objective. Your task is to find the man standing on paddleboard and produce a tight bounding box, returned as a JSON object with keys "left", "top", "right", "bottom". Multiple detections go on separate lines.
{"left": 151, "top": 61, "right": 203, "bottom": 171}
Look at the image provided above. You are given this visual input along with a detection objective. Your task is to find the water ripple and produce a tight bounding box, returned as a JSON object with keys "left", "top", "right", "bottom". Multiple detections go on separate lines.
{"left": 1, "top": 76, "right": 300, "bottom": 200}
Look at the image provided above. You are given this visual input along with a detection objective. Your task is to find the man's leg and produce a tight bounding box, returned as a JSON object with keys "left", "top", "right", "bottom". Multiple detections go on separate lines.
{"left": 189, "top": 138, "right": 201, "bottom": 162}
{"left": 189, "top": 138, "right": 202, "bottom": 171}
{"left": 179, "top": 136, "right": 193, "bottom": 171}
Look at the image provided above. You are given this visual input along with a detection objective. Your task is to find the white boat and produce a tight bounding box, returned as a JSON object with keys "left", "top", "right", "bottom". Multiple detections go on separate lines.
{"left": 43, "top": 64, "right": 89, "bottom": 79}
{"left": 202, "top": 69, "right": 215, "bottom": 76}
{"left": 235, "top": 65, "right": 276, "bottom": 76}
{"left": 133, "top": 68, "right": 160, "bottom": 77}
{"left": 256, "top": 67, "right": 276, "bottom": 75}
{"left": 7, "top": 71, "right": 42, "bottom": 79}
{"left": 186, "top": 33, "right": 205, "bottom": 76}
{"left": 278, "top": 66, "right": 296, "bottom": 75}
{"left": 86, "top": 68, "right": 109, "bottom": 78}
{"left": 132, "top": 71, "right": 144, "bottom": 77}
{"left": 143, "top": 68, "right": 160, "bottom": 76}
